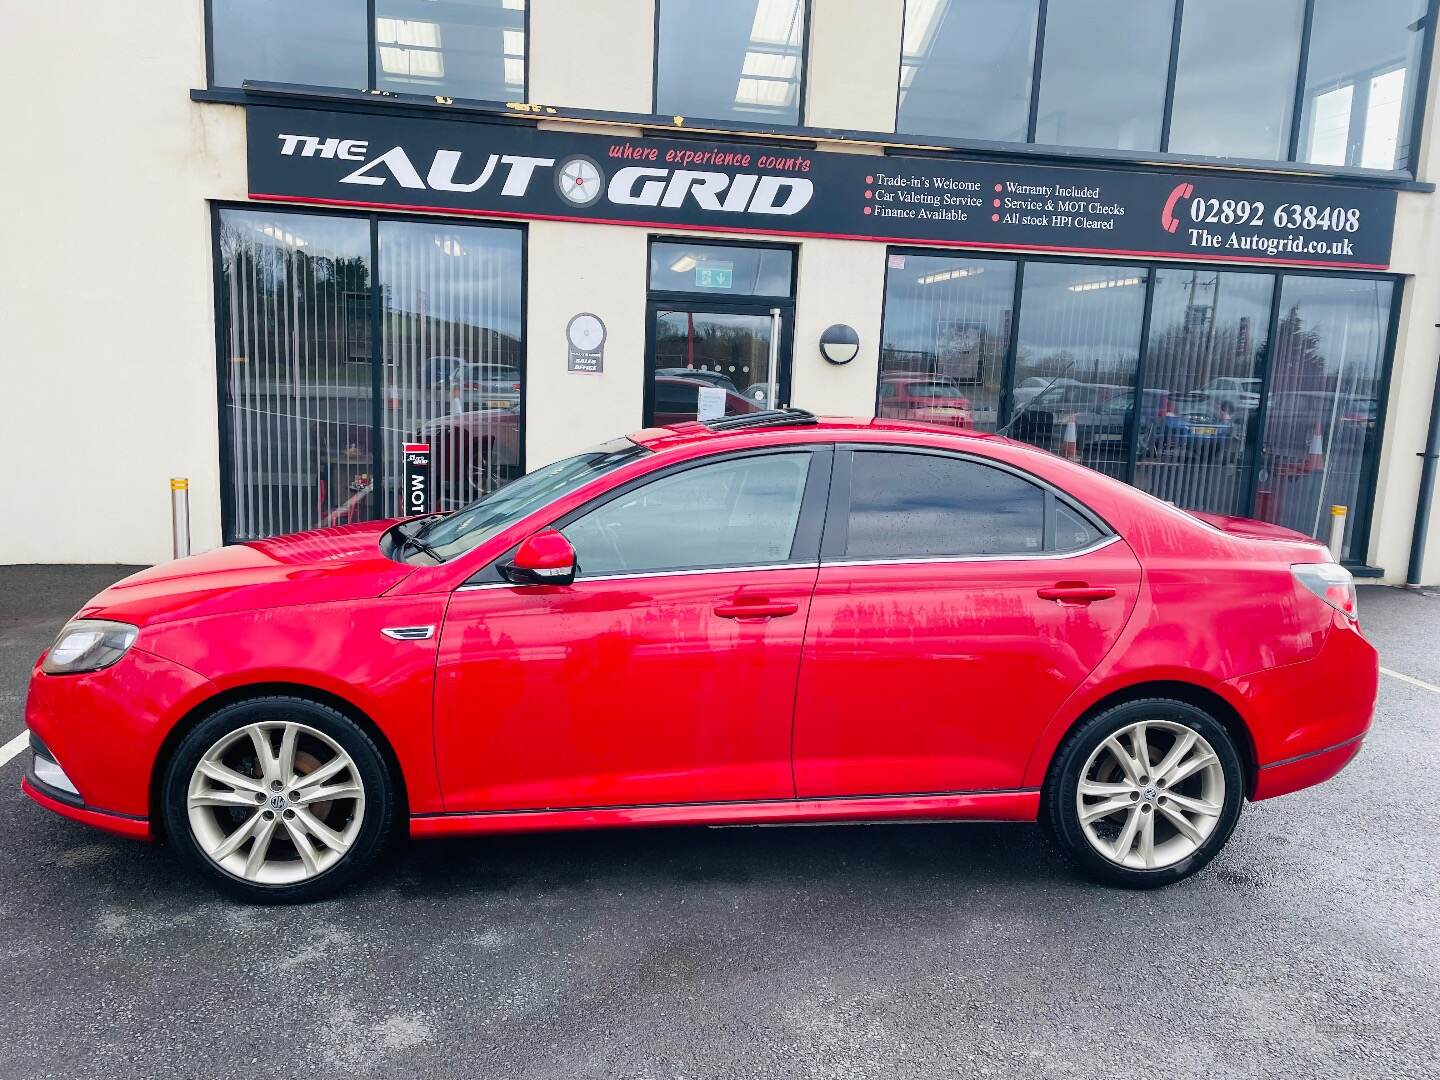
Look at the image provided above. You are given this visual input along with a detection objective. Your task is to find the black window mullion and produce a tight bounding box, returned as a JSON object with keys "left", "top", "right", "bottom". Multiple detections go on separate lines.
{"left": 1126, "top": 269, "right": 1159, "bottom": 486}
{"left": 1242, "top": 272, "right": 1287, "bottom": 518}
{"left": 368, "top": 214, "right": 384, "bottom": 520}
{"left": 366, "top": 0, "right": 378, "bottom": 91}
{"left": 1287, "top": 0, "right": 1318, "bottom": 161}
{"left": 1159, "top": 0, "right": 1186, "bottom": 152}
{"left": 1026, "top": 0, "right": 1049, "bottom": 143}
{"left": 999, "top": 260, "right": 1027, "bottom": 427}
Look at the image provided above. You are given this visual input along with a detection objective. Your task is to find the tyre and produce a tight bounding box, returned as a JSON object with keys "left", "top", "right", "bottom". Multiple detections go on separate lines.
{"left": 161, "top": 697, "right": 394, "bottom": 903}
{"left": 1043, "top": 699, "right": 1244, "bottom": 889}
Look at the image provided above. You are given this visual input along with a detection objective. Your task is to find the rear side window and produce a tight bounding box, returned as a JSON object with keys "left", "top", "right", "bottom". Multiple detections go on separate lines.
{"left": 1054, "top": 502, "right": 1103, "bottom": 550}
{"left": 843, "top": 452, "right": 1046, "bottom": 558}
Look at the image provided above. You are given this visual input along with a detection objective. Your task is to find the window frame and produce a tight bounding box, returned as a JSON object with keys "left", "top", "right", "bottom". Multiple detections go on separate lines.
{"left": 205, "top": 0, "right": 531, "bottom": 104}
{"left": 820, "top": 445, "right": 1115, "bottom": 565}
{"left": 651, "top": 0, "right": 814, "bottom": 128}
{"left": 875, "top": 244, "right": 1404, "bottom": 570}
{"left": 210, "top": 200, "right": 528, "bottom": 545}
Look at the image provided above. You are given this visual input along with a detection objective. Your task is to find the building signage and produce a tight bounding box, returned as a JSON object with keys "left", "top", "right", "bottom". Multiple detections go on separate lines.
{"left": 565, "top": 312, "right": 606, "bottom": 374}
{"left": 248, "top": 105, "right": 1397, "bottom": 270}
{"left": 402, "top": 442, "right": 430, "bottom": 516}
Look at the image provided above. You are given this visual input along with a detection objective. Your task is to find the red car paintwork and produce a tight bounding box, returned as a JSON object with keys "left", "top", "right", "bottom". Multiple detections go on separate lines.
{"left": 23, "top": 417, "right": 1376, "bottom": 844}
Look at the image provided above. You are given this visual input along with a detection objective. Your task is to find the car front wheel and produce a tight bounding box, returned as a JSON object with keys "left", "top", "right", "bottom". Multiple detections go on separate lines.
{"left": 1043, "top": 699, "right": 1244, "bottom": 888}
{"left": 161, "top": 697, "right": 394, "bottom": 903}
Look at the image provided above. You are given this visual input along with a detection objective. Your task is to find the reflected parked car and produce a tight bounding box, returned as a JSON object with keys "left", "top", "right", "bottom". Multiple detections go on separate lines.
{"left": 1072, "top": 389, "right": 1232, "bottom": 465}
{"left": 655, "top": 367, "right": 741, "bottom": 395}
{"left": 877, "top": 373, "right": 973, "bottom": 427}
{"left": 1013, "top": 376, "right": 1081, "bottom": 409}
{"left": 654, "top": 375, "right": 761, "bottom": 425}
{"left": 1200, "top": 377, "right": 1261, "bottom": 414}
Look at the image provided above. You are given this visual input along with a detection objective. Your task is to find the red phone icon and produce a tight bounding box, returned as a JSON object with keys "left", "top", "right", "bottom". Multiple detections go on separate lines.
{"left": 1162, "top": 182, "right": 1194, "bottom": 233}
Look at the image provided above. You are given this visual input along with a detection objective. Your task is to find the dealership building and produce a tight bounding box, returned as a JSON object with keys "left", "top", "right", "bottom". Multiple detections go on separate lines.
{"left": 7, "top": 0, "right": 1440, "bottom": 584}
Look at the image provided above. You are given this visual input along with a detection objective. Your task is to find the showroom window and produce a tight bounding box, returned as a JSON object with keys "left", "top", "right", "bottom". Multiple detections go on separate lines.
{"left": 896, "top": 0, "right": 1040, "bottom": 143}
{"left": 891, "top": 0, "right": 1434, "bottom": 171}
{"left": 654, "top": 0, "right": 808, "bottom": 125}
{"left": 215, "top": 207, "right": 524, "bottom": 542}
{"left": 1167, "top": 0, "right": 1305, "bottom": 160}
{"left": 209, "top": 0, "right": 527, "bottom": 101}
{"left": 876, "top": 251, "right": 1399, "bottom": 565}
{"left": 1033, "top": 0, "right": 1176, "bottom": 152}
{"left": 1298, "top": 0, "right": 1428, "bottom": 170}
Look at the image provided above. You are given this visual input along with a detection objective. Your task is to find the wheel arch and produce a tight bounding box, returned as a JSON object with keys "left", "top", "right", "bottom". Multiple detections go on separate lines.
{"left": 1029, "top": 679, "right": 1259, "bottom": 799}
{"left": 148, "top": 681, "right": 411, "bottom": 840}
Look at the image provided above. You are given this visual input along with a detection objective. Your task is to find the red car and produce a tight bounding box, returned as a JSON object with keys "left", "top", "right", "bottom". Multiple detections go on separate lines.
{"left": 23, "top": 410, "right": 1375, "bottom": 902}
{"left": 877, "top": 373, "right": 974, "bottom": 428}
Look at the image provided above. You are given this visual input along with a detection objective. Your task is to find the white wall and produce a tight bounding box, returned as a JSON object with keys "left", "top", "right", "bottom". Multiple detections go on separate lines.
{"left": 805, "top": 0, "right": 904, "bottom": 132}
{"left": 529, "top": 0, "right": 654, "bottom": 113}
{"left": 0, "top": 1, "right": 245, "bottom": 564}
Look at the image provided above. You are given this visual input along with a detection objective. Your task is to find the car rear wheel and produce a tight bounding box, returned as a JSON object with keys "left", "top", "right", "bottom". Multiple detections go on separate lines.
{"left": 161, "top": 697, "right": 393, "bottom": 903}
{"left": 1043, "top": 699, "right": 1244, "bottom": 888}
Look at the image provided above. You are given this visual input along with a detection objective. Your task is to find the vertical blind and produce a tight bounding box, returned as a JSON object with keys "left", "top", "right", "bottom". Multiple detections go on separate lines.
{"left": 218, "top": 208, "right": 523, "bottom": 542}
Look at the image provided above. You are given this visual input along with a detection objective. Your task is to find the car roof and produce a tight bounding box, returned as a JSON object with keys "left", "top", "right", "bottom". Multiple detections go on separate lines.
{"left": 628, "top": 414, "right": 1002, "bottom": 453}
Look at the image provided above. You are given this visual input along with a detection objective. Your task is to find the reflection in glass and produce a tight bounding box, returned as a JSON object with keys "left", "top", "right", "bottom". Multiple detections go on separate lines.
{"left": 649, "top": 242, "right": 794, "bottom": 297}
{"left": 1033, "top": 0, "right": 1175, "bottom": 151}
{"left": 876, "top": 253, "right": 1016, "bottom": 432}
{"left": 1299, "top": 0, "right": 1426, "bottom": 170}
{"left": 374, "top": 0, "right": 526, "bottom": 101}
{"left": 651, "top": 311, "right": 775, "bottom": 423}
{"left": 219, "top": 210, "right": 374, "bottom": 540}
{"left": 1256, "top": 277, "right": 1394, "bottom": 560}
{"left": 1136, "top": 271, "right": 1276, "bottom": 514}
{"left": 1168, "top": 0, "right": 1304, "bottom": 160}
{"left": 655, "top": 0, "right": 806, "bottom": 124}
{"left": 896, "top": 0, "right": 1039, "bottom": 143}
{"left": 379, "top": 220, "right": 524, "bottom": 513}
{"left": 1009, "top": 262, "right": 1149, "bottom": 479}
{"left": 212, "top": 0, "right": 368, "bottom": 89}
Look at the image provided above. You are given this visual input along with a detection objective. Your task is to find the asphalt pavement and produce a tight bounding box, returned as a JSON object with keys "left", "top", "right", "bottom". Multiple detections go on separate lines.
{"left": 0, "top": 566, "right": 1437, "bottom": 1080}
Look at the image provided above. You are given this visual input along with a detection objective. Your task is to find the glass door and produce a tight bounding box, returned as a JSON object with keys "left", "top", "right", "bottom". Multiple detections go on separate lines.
{"left": 646, "top": 304, "right": 793, "bottom": 425}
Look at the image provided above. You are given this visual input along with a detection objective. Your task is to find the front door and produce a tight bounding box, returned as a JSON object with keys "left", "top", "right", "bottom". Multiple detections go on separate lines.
{"left": 792, "top": 448, "right": 1143, "bottom": 797}
{"left": 434, "top": 448, "right": 830, "bottom": 812}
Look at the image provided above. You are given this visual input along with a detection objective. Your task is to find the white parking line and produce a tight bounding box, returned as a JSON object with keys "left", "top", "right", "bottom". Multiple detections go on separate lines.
{"left": 1381, "top": 667, "right": 1440, "bottom": 695}
{"left": 0, "top": 729, "right": 29, "bottom": 767}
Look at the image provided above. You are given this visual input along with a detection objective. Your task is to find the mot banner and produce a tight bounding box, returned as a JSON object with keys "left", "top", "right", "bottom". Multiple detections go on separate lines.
{"left": 247, "top": 105, "right": 1397, "bottom": 270}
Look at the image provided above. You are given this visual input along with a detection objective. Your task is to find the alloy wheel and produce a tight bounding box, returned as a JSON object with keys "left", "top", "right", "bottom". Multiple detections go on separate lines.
{"left": 1075, "top": 719, "right": 1225, "bottom": 870}
{"left": 185, "top": 720, "right": 366, "bottom": 885}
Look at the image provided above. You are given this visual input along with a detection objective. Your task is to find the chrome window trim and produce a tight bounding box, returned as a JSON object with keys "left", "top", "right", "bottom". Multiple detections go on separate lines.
{"left": 456, "top": 561, "right": 818, "bottom": 591}
{"left": 821, "top": 534, "right": 1121, "bottom": 569}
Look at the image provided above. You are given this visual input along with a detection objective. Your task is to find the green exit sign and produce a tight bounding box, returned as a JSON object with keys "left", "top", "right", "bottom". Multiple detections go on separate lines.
{"left": 695, "top": 262, "right": 733, "bottom": 289}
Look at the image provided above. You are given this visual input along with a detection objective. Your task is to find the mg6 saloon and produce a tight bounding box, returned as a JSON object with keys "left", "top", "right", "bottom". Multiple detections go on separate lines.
{"left": 22, "top": 411, "right": 1377, "bottom": 902}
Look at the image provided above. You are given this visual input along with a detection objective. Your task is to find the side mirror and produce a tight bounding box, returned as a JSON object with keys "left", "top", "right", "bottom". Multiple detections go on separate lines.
{"left": 500, "top": 528, "right": 577, "bottom": 586}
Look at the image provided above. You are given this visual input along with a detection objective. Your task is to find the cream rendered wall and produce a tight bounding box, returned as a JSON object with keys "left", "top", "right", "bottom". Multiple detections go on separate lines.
{"left": 0, "top": 1, "right": 245, "bottom": 565}
{"left": 789, "top": 237, "right": 888, "bottom": 416}
{"left": 528, "top": 0, "right": 654, "bottom": 113}
{"left": 805, "top": 0, "right": 905, "bottom": 132}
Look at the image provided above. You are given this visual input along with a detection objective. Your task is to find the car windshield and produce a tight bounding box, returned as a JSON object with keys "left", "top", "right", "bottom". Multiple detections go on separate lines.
{"left": 407, "top": 437, "right": 650, "bottom": 563}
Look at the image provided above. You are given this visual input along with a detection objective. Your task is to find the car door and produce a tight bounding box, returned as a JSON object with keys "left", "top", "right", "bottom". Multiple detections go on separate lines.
{"left": 792, "top": 447, "right": 1142, "bottom": 798}
{"left": 433, "top": 446, "right": 830, "bottom": 812}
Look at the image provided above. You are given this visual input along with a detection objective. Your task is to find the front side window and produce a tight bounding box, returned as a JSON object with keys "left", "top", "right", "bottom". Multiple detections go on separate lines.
{"left": 897, "top": 0, "right": 1039, "bottom": 143}
{"left": 843, "top": 452, "right": 1046, "bottom": 559}
{"left": 211, "top": 0, "right": 369, "bottom": 89}
{"left": 564, "top": 454, "right": 811, "bottom": 576}
{"left": 1299, "top": 0, "right": 1427, "bottom": 170}
{"left": 1033, "top": 0, "right": 1176, "bottom": 151}
{"left": 655, "top": 0, "right": 807, "bottom": 125}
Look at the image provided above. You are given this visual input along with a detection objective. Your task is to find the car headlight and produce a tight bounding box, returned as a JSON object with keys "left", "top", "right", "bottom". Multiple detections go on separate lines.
{"left": 41, "top": 620, "right": 139, "bottom": 675}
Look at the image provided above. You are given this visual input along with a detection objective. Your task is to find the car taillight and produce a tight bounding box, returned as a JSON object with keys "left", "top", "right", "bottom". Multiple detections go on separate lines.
{"left": 1292, "top": 562, "right": 1357, "bottom": 619}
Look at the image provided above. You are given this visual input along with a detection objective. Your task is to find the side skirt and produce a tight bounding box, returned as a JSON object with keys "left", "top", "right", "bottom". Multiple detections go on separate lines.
{"left": 411, "top": 789, "right": 1040, "bottom": 838}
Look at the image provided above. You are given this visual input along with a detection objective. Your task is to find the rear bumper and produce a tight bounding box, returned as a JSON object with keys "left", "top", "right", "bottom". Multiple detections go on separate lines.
{"left": 21, "top": 775, "right": 152, "bottom": 840}
{"left": 1252, "top": 735, "right": 1365, "bottom": 801}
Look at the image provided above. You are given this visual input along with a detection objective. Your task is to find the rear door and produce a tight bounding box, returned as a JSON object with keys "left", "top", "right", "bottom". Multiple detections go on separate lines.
{"left": 792, "top": 447, "right": 1142, "bottom": 798}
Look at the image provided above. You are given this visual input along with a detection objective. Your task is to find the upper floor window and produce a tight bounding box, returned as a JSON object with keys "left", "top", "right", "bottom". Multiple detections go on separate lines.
{"left": 655, "top": 0, "right": 808, "bottom": 125}
{"left": 1298, "top": 0, "right": 1428, "bottom": 170}
{"left": 210, "top": 0, "right": 527, "bottom": 101}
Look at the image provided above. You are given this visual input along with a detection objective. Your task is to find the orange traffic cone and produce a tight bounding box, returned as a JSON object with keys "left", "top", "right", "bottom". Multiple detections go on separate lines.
{"left": 1061, "top": 414, "right": 1079, "bottom": 461}
{"left": 1305, "top": 422, "right": 1324, "bottom": 472}
{"left": 450, "top": 382, "right": 463, "bottom": 416}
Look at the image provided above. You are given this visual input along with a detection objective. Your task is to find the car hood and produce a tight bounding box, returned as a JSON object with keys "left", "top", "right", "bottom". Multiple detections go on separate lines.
{"left": 77, "top": 520, "right": 414, "bottom": 627}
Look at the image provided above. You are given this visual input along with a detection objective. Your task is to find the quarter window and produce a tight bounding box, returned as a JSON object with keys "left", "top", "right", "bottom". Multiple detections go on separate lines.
{"left": 843, "top": 452, "right": 1046, "bottom": 559}
{"left": 564, "top": 454, "right": 812, "bottom": 576}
